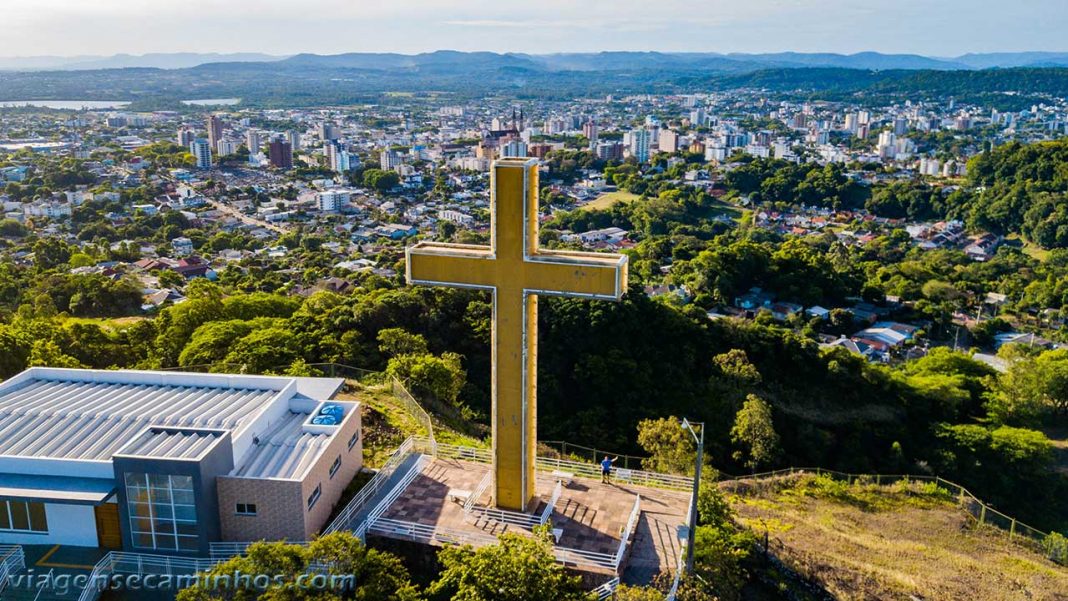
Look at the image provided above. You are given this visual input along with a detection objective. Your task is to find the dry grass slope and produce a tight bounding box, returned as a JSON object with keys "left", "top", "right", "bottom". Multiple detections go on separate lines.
{"left": 725, "top": 475, "right": 1068, "bottom": 601}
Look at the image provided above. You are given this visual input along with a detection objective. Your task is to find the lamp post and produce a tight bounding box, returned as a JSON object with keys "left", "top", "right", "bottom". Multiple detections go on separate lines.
{"left": 681, "top": 418, "right": 704, "bottom": 573}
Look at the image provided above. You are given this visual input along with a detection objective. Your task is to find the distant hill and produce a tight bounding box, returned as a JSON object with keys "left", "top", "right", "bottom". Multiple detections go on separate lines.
{"left": 0, "top": 52, "right": 286, "bottom": 71}
{"left": 2, "top": 50, "right": 1068, "bottom": 73}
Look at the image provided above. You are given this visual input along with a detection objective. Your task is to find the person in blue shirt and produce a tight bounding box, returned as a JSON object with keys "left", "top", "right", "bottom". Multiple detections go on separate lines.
{"left": 601, "top": 456, "right": 619, "bottom": 483}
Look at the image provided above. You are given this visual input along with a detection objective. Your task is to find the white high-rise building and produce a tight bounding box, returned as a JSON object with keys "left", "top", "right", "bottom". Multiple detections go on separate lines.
{"left": 326, "top": 142, "right": 355, "bottom": 173}
{"left": 500, "top": 139, "right": 528, "bottom": 158}
{"left": 191, "top": 139, "right": 212, "bottom": 170}
{"left": 216, "top": 139, "right": 238, "bottom": 156}
{"left": 629, "top": 129, "right": 650, "bottom": 163}
{"left": 177, "top": 128, "right": 196, "bottom": 148}
{"left": 380, "top": 149, "right": 402, "bottom": 170}
{"left": 317, "top": 189, "right": 351, "bottom": 212}
{"left": 246, "top": 130, "right": 261, "bottom": 153}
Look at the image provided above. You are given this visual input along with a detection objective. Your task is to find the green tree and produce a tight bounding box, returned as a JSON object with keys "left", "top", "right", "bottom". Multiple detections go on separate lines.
{"left": 27, "top": 339, "right": 86, "bottom": 369}
{"left": 428, "top": 530, "right": 586, "bottom": 601}
{"left": 223, "top": 327, "right": 303, "bottom": 373}
{"left": 378, "top": 328, "right": 430, "bottom": 357}
{"left": 386, "top": 352, "right": 466, "bottom": 405}
{"left": 730, "top": 394, "right": 781, "bottom": 472}
{"left": 177, "top": 532, "right": 419, "bottom": 601}
{"left": 636, "top": 416, "right": 697, "bottom": 475}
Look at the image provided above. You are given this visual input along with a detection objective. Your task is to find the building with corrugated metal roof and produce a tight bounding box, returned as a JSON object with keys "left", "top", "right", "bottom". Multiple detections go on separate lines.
{"left": 0, "top": 367, "right": 362, "bottom": 555}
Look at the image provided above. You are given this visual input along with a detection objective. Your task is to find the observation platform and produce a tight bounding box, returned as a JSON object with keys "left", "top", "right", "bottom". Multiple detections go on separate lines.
{"left": 346, "top": 439, "right": 692, "bottom": 586}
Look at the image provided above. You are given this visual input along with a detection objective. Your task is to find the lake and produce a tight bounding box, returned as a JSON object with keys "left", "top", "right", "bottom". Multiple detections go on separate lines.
{"left": 181, "top": 98, "right": 241, "bottom": 106}
{"left": 0, "top": 100, "right": 131, "bottom": 109}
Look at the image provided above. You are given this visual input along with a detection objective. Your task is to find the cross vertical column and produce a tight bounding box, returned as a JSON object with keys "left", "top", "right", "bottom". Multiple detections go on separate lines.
{"left": 490, "top": 161, "right": 539, "bottom": 511}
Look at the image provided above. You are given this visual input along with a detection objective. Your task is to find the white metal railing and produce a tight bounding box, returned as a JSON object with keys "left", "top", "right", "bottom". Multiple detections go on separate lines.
{"left": 465, "top": 479, "right": 562, "bottom": 530}
{"left": 209, "top": 540, "right": 310, "bottom": 560}
{"left": 411, "top": 436, "right": 692, "bottom": 491}
{"left": 0, "top": 544, "right": 25, "bottom": 594}
{"left": 665, "top": 519, "right": 688, "bottom": 601}
{"left": 535, "top": 455, "right": 693, "bottom": 491}
{"left": 553, "top": 545, "right": 618, "bottom": 571}
{"left": 615, "top": 495, "right": 642, "bottom": 566}
{"left": 77, "top": 551, "right": 223, "bottom": 601}
{"left": 592, "top": 577, "right": 620, "bottom": 600}
{"left": 324, "top": 437, "right": 417, "bottom": 534}
{"left": 354, "top": 455, "right": 428, "bottom": 540}
{"left": 369, "top": 518, "right": 500, "bottom": 547}
{"left": 540, "top": 481, "right": 563, "bottom": 524}
{"left": 77, "top": 554, "right": 113, "bottom": 601}
{"left": 420, "top": 438, "right": 492, "bottom": 464}
{"left": 468, "top": 504, "right": 543, "bottom": 529}
{"left": 463, "top": 471, "right": 493, "bottom": 513}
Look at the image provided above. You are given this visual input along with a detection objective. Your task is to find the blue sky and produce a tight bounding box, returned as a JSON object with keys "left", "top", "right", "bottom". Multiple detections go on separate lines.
{"left": 4, "top": 0, "right": 1066, "bottom": 57}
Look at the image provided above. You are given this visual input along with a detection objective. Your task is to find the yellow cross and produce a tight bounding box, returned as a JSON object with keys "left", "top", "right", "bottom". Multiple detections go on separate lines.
{"left": 406, "top": 158, "right": 628, "bottom": 511}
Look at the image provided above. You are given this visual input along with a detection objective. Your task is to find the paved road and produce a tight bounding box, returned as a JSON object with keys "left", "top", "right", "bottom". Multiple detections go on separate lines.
{"left": 204, "top": 197, "right": 289, "bottom": 235}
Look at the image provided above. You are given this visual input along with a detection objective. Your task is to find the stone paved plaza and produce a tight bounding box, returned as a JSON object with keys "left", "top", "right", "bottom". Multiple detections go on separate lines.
{"left": 376, "top": 457, "right": 689, "bottom": 579}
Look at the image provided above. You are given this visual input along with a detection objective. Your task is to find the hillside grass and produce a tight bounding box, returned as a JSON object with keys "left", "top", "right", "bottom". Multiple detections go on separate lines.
{"left": 725, "top": 474, "right": 1068, "bottom": 600}
{"left": 335, "top": 379, "right": 485, "bottom": 468}
{"left": 583, "top": 190, "right": 640, "bottom": 210}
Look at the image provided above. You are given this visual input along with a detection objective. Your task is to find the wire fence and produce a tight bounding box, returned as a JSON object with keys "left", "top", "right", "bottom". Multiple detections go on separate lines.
{"left": 540, "top": 440, "right": 650, "bottom": 471}
{"left": 720, "top": 467, "right": 1066, "bottom": 566}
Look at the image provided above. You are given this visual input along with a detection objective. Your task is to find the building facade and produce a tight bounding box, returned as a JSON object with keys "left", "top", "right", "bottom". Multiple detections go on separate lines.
{"left": 0, "top": 368, "right": 361, "bottom": 555}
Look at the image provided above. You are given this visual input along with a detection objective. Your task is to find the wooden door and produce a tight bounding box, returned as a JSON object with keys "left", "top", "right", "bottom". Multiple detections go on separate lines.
{"left": 94, "top": 503, "right": 122, "bottom": 549}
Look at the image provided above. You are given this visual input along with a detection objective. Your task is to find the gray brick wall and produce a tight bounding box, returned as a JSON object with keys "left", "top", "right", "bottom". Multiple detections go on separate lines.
{"left": 217, "top": 476, "right": 304, "bottom": 541}
{"left": 216, "top": 405, "right": 363, "bottom": 542}
{"left": 300, "top": 405, "right": 363, "bottom": 538}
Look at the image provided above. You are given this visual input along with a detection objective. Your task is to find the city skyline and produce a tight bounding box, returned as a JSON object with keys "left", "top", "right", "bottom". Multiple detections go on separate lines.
{"left": 3, "top": 0, "right": 1067, "bottom": 58}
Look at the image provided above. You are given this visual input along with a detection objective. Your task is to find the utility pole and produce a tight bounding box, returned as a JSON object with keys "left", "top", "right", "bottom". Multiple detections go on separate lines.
{"left": 681, "top": 418, "right": 705, "bottom": 574}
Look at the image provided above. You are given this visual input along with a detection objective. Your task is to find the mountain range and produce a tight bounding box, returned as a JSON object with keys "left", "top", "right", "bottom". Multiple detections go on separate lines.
{"left": 3, "top": 50, "right": 1068, "bottom": 73}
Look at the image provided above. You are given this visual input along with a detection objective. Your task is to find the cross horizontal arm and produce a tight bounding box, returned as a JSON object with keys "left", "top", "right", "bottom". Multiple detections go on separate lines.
{"left": 524, "top": 250, "right": 628, "bottom": 299}
{"left": 406, "top": 242, "right": 498, "bottom": 289}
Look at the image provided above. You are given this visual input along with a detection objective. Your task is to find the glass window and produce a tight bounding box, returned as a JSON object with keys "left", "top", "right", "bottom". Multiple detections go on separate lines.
{"left": 235, "top": 503, "right": 257, "bottom": 516}
{"left": 125, "top": 472, "right": 199, "bottom": 551}
{"left": 307, "top": 484, "right": 321, "bottom": 510}
{"left": 329, "top": 456, "right": 341, "bottom": 479}
{"left": 0, "top": 501, "right": 46, "bottom": 533}
{"left": 10, "top": 503, "right": 29, "bottom": 531}
{"left": 347, "top": 431, "right": 359, "bottom": 451}
{"left": 28, "top": 504, "right": 46, "bottom": 532}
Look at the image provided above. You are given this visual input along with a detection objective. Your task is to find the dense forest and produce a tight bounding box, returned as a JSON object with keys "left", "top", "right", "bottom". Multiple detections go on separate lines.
{"left": 0, "top": 64, "right": 1066, "bottom": 108}
{"left": 0, "top": 269, "right": 1065, "bottom": 534}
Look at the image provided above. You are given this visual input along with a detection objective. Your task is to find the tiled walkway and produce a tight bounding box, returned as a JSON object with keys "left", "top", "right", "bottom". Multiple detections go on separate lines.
{"left": 377, "top": 457, "right": 689, "bottom": 582}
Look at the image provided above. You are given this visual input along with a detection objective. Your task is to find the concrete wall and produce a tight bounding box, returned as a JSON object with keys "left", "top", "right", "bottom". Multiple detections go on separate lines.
{"left": 0, "top": 503, "right": 97, "bottom": 546}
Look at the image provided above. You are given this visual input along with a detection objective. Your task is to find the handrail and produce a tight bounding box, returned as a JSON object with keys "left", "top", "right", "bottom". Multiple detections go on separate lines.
{"left": 615, "top": 495, "right": 642, "bottom": 566}
{"left": 552, "top": 545, "right": 618, "bottom": 570}
{"left": 463, "top": 471, "right": 492, "bottom": 513}
{"left": 353, "top": 455, "right": 428, "bottom": 541}
{"left": 542, "top": 440, "right": 649, "bottom": 471}
{"left": 324, "top": 437, "right": 416, "bottom": 534}
{"left": 369, "top": 517, "right": 500, "bottom": 547}
{"left": 0, "top": 545, "right": 23, "bottom": 595}
{"left": 536, "top": 455, "right": 693, "bottom": 491}
{"left": 540, "top": 481, "right": 563, "bottom": 525}
{"left": 592, "top": 577, "right": 620, "bottom": 600}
